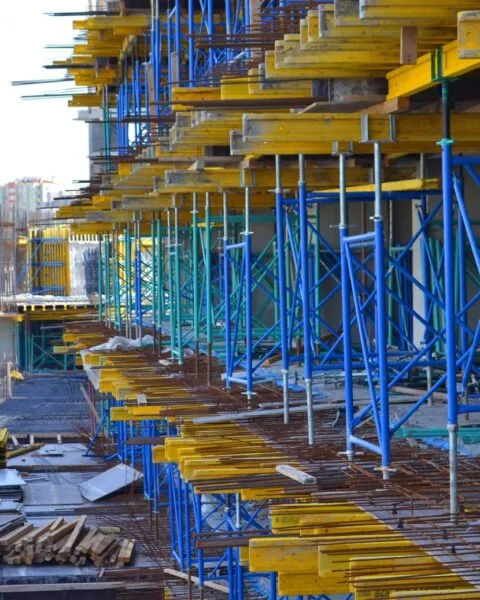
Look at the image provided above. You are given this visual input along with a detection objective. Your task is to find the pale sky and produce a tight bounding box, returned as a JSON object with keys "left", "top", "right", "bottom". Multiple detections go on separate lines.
{"left": 0, "top": 1, "right": 90, "bottom": 190}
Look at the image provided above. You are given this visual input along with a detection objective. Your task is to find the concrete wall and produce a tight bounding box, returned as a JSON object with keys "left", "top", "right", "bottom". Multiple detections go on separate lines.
{"left": 0, "top": 318, "right": 17, "bottom": 364}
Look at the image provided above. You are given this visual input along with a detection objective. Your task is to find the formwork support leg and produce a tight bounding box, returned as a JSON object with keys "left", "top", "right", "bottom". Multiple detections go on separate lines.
{"left": 275, "top": 155, "right": 290, "bottom": 424}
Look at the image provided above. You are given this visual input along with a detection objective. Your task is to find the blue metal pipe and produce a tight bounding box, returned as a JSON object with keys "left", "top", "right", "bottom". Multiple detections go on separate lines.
{"left": 244, "top": 187, "right": 254, "bottom": 399}
{"left": 276, "top": 156, "right": 290, "bottom": 425}
{"left": 298, "top": 155, "right": 314, "bottom": 445}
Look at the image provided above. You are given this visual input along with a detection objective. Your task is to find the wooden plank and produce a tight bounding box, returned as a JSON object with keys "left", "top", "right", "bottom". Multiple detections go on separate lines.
{"left": 400, "top": 26, "right": 418, "bottom": 65}
{"left": 58, "top": 515, "right": 87, "bottom": 557}
{"left": 276, "top": 464, "right": 317, "bottom": 485}
{"left": 24, "top": 520, "right": 56, "bottom": 544}
{"left": 46, "top": 519, "right": 78, "bottom": 545}
{"left": 0, "top": 524, "right": 34, "bottom": 551}
{"left": 360, "top": 97, "right": 410, "bottom": 115}
{"left": 74, "top": 527, "right": 97, "bottom": 555}
{"left": 164, "top": 568, "right": 229, "bottom": 593}
{"left": 90, "top": 533, "right": 116, "bottom": 558}
{"left": 117, "top": 538, "right": 135, "bottom": 566}
{"left": 98, "top": 526, "right": 121, "bottom": 534}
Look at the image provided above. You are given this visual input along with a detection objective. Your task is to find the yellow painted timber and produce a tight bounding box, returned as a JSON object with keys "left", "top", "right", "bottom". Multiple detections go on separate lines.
{"left": 278, "top": 572, "right": 350, "bottom": 595}
{"left": 300, "top": 511, "right": 388, "bottom": 536}
{"left": 349, "top": 553, "right": 447, "bottom": 580}
{"left": 172, "top": 86, "right": 222, "bottom": 110}
{"left": 73, "top": 16, "right": 149, "bottom": 31}
{"left": 271, "top": 503, "right": 360, "bottom": 534}
{"left": 322, "top": 178, "right": 439, "bottom": 193}
{"left": 353, "top": 572, "right": 472, "bottom": 593}
{"left": 242, "top": 113, "right": 480, "bottom": 145}
{"left": 164, "top": 166, "right": 373, "bottom": 191}
{"left": 458, "top": 11, "right": 480, "bottom": 58}
{"left": 387, "top": 40, "right": 480, "bottom": 100}
{"left": 110, "top": 407, "right": 161, "bottom": 422}
{"left": 152, "top": 446, "right": 166, "bottom": 463}
{"left": 68, "top": 94, "right": 104, "bottom": 108}
{"left": 249, "top": 537, "right": 319, "bottom": 573}
{"left": 386, "top": 589, "right": 479, "bottom": 599}
{"left": 264, "top": 51, "right": 386, "bottom": 80}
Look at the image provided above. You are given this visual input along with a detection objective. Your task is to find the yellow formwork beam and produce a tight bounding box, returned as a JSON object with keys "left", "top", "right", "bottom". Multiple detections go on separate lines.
{"left": 322, "top": 178, "right": 439, "bottom": 194}
{"left": 68, "top": 94, "right": 105, "bottom": 108}
{"left": 387, "top": 39, "right": 480, "bottom": 100}
{"left": 242, "top": 113, "right": 480, "bottom": 145}
{"left": 278, "top": 572, "right": 349, "bottom": 595}
{"left": 357, "top": 1, "right": 478, "bottom": 28}
{"left": 164, "top": 166, "right": 373, "bottom": 191}
{"left": 231, "top": 132, "right": 432, "bottom": 156}
{"left": 458, "top": 10, "right": 480, "bottom": 58}
{"left": 172, "top": 86, "right": 222, "bottom": 110}
{"left": 73, "top": 15, "right": 149, "bottom": 32}
{"left": 353, "top": 572, "right": 473, "bottom": 593}
{"left": 385, "top": 589, "right": 479, "bottom": 599}
{"left": 301, "top": 511, "right": 389, "bottom": 536}
{"left": 249, "top": 537, "right": 319, "bottom": 573}
{"left": 316, "top": 8, "right": 456, "bottom": 43}
{"left": 270, "top": 502, "right": 361, "bottom": 534}
{"left": 349, "top": 554, "right": 462, "bottom": 595}
{"left": 264, "top": 50, "right": 385, "bottom": 80}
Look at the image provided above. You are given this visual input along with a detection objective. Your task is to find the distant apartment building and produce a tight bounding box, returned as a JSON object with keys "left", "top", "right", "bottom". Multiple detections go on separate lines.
{"left": 0, "top": 178, "right": 63, "bottom": 228}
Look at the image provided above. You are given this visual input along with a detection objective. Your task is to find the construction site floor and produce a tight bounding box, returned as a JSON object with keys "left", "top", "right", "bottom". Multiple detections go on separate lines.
{"left": 0, "top": 373, "right": 89, "bottom": 434}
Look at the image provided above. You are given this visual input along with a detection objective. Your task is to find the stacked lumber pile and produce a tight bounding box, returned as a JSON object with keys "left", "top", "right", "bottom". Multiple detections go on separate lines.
{"left": 0, "top": 516, "right": 135, "bottom": 567}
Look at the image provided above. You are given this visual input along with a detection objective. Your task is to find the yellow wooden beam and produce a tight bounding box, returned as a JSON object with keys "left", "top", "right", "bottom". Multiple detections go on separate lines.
{"left": 387, "top": 39, "right": 480, "bottom": 100}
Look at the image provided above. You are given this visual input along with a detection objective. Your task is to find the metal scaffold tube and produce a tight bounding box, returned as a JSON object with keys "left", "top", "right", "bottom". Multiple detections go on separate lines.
{"left": 275, "top": 155, "right": 290, "bottom": 424}
{"left": 205, "top": 193, "right": 212, "bottom": 385}
{"left": 440, "top": 80, "right": 459, "bottom": 521}
{"left": 174, "top": 207, "right": 183, "bottom": 365}
{"left": 223, "top": 192, "right": 232, "bottom": 390}
{"left": 192, "top": 193, "right": 200, "bottom": 376}
{"left": 244, "top": 186, "right": 253, "bottom": 401}
{"left": 374, "top": 141, "right": 391, "bottom": 480}
{"left": 339, "top": 152, "right": 355, "bottom": 463}
{"left": 298, "top": 154, "right": 314, "bottom": 445}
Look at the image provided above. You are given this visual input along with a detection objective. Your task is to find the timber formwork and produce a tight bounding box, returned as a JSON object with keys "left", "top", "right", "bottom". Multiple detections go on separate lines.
{"left": 42, "top": 0, "right": 480, "bottom": 598}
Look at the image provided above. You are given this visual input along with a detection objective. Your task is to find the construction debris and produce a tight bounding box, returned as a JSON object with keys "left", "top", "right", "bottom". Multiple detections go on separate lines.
{"left": 0, "top": 516, "right": 135, "bottom": 567}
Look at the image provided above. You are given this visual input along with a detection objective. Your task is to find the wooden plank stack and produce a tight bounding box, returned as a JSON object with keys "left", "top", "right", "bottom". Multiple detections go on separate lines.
{"left": 0, "top": 516, "right": 135, "bottom": 567}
